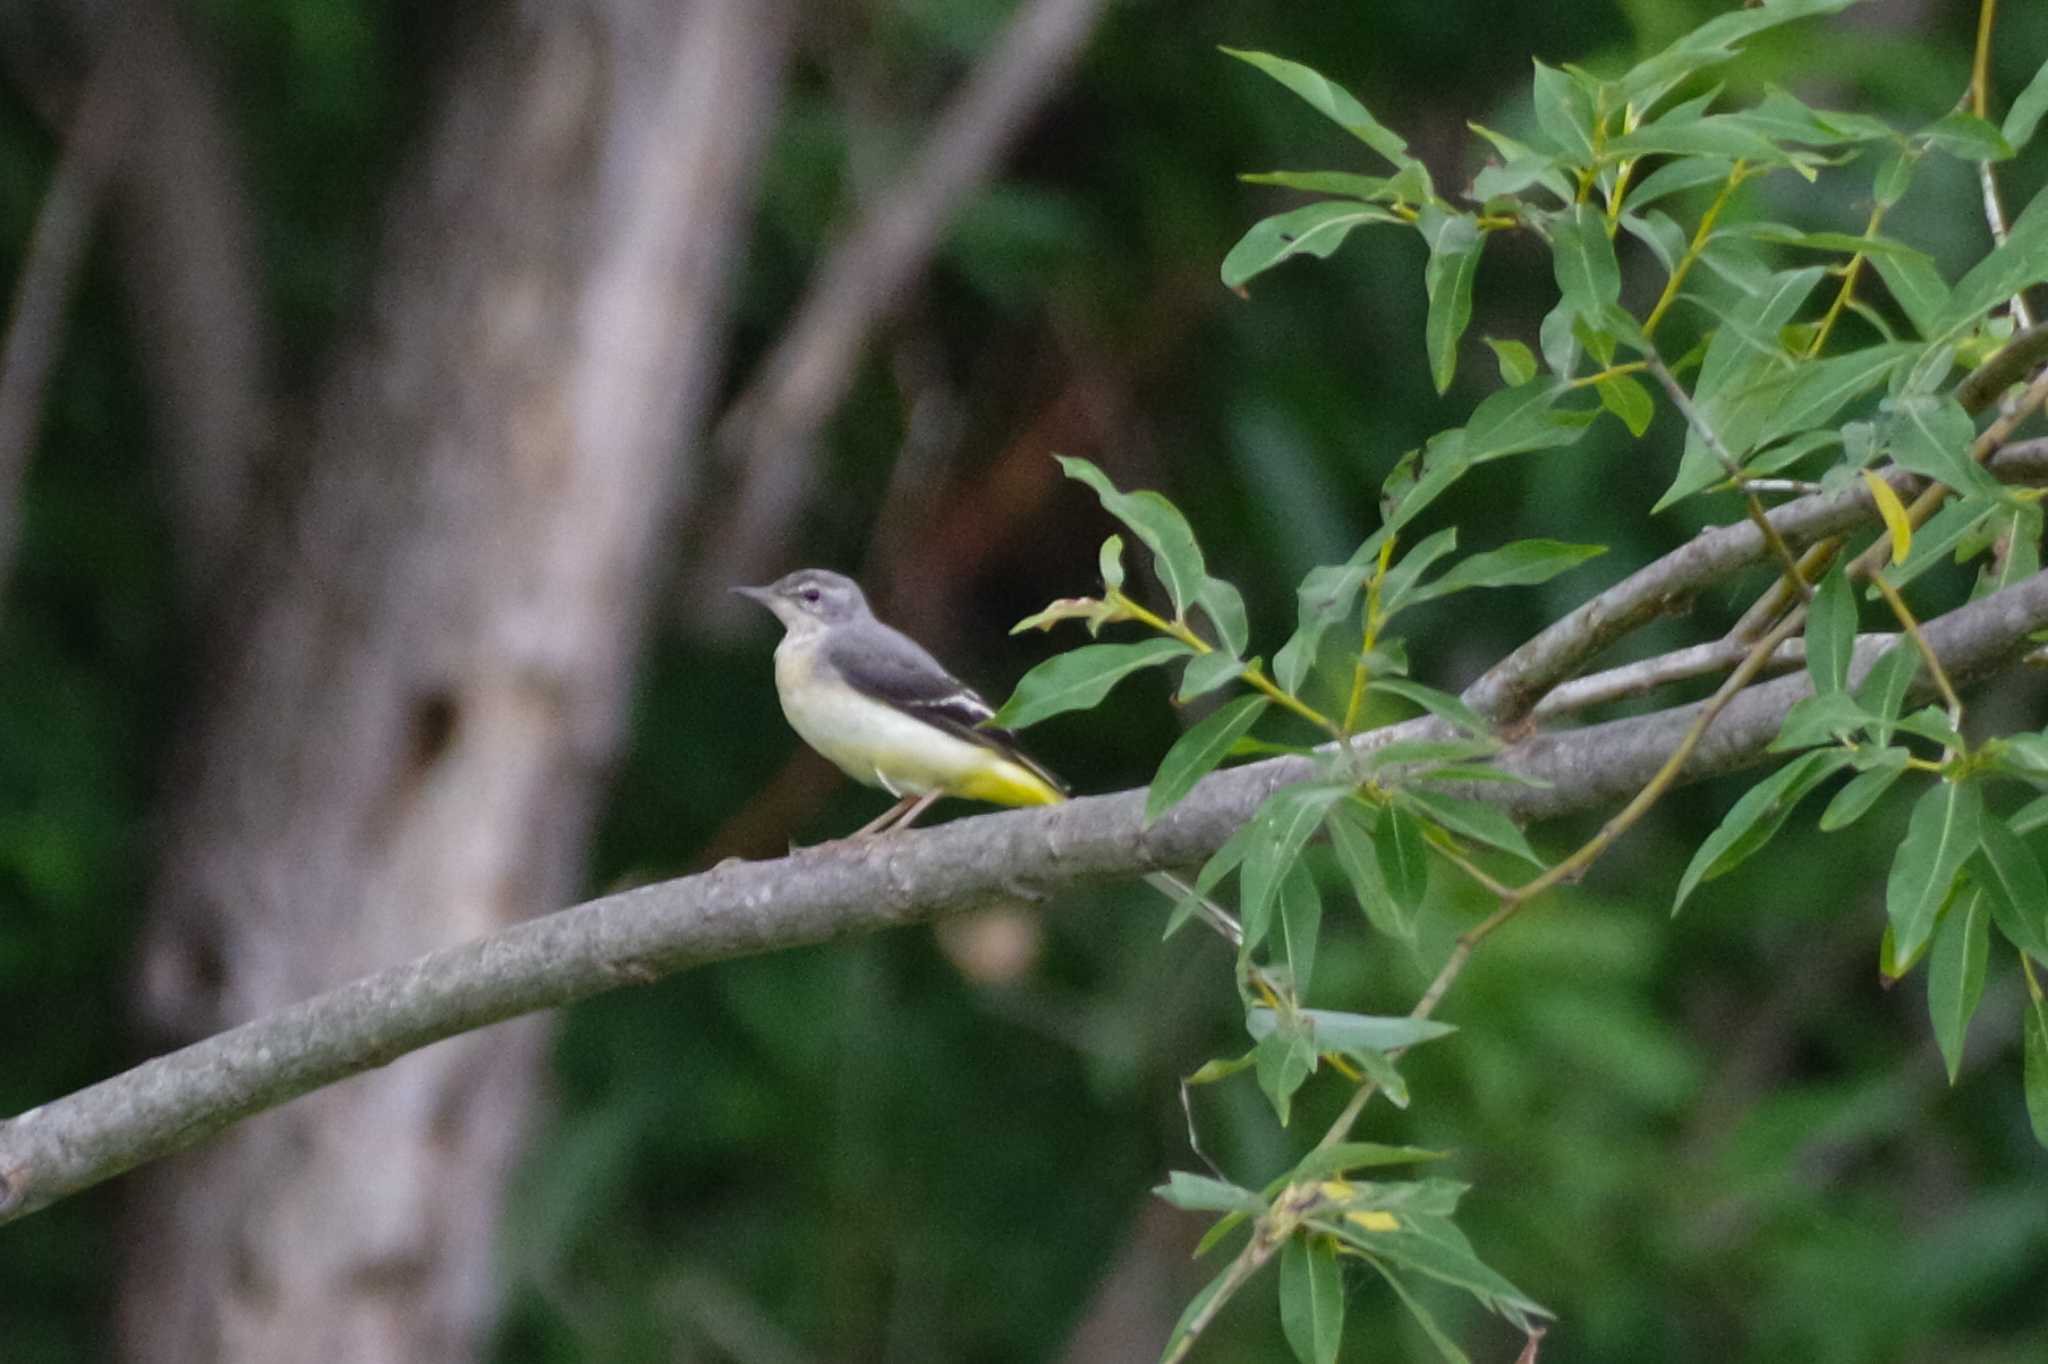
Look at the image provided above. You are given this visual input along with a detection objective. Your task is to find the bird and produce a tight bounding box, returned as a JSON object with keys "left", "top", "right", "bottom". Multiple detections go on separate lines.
{"left": 733, "top": 568, "right": 1065, "bottom": 836}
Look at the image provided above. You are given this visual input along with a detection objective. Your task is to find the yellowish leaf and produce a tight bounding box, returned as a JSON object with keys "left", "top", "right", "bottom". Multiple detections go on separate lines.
{"left": 1345, "top": 1209, "right": 1400, "bottom": 1232}
{"left": 1861, "top": 470, "right": 1912, "bottom": 566}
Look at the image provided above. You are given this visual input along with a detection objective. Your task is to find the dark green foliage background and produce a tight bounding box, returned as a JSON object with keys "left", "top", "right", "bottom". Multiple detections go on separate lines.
{"left": 3, "top": 0, "right": 2046, "bottom": 1359}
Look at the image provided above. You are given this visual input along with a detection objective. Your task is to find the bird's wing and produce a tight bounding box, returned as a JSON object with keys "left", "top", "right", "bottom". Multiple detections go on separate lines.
{"left": 825, "top": 624, "right": 1066, "bottom": 793}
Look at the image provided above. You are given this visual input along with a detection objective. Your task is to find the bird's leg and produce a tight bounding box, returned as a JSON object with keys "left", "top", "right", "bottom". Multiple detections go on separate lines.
{"left": 850, "top": 794, "right": 922, "bottom": 838}
{"left": 887, "top": 790, "right": 943, "bottom": 833}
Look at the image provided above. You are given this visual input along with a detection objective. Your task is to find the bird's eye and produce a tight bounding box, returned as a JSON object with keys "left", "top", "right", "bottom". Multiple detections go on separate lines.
{"left": 801, "top": 588, "right": 822, "bottom": 605}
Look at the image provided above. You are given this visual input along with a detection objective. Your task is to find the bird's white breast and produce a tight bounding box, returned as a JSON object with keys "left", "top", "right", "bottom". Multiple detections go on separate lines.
{"left": 774, "top": 636, "right": 996, "bottom": 797}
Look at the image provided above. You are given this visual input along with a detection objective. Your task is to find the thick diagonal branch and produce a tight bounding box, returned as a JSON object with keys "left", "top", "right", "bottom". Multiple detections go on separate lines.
{"left": 5, "top": 567, "right": 2047, "bottom": 1226}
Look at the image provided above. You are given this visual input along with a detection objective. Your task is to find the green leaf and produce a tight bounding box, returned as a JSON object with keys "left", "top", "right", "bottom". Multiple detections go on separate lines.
{"left": 1367, "top": 739, "right": 1502, "bottom": 771}
{"left": 1854, "top": 642, "right": 1919, "bottom": 743}
{"left": 1868, "top": 245, "right": 1951, "bottom": 340}
{"left": 1655, "top": 266, "right": 1827, "bottom": 509}
{"left": 1192, "top": 1209, "right": 1252, "bottom": 1259}
{"left": 1596, "top": 373, "right": 1655, "bottom": 435}
{"left": 1055, "top": 455, "right": 1208, "bottom": 616}
{"left": 1929, "top": 886, "right": 1990, "bottom": 1082}
{"left": 1376, "top": 803, "right": 1429, "bottom": 916}
{"left": 2004, "top": 60, "right": 2048, "bottom": 151}
{"left": 1805, "top": 563, "right": 1857, "bottom": 694}
{"left": 1369, "top": 676, "right": 1492, "bottom": 738}
{"left": 1618, "top": 0, "right": 1859, "bottom": 113}
{"left": 1882, "top": 496, "right": 2001, "bottom": 592}
{"left": 1886, "top": 779, "right": 1985, "bottom": 964}
{"left": 1222, "top": 200, "right": 1403, "bottom": 289}
{"left": 1530, "top": 59, "right": 1596, "bottom": 161}
{"left": 1161, "top": 1260, "right": 1238, "bottom": 1363}
{"left": 1240, "top": 169, "right": 1400, "bottom": 199}
{"left": 1369, "top": 1261, "right": 1473, "bottom": 1364}
{"left": 1972, "top": 814, "right": 2048, "bottom": 963}
{"left": 1883, "top": 394, "right": 2001, "bottom": 499}
{"left": 1606, "top": 115, "right": 1788, "bottom": 165}
{"left": 1368, "top": 527, "right": 1456, "bottom": 621}
{"left": 1626, "top": 157, "right": 1736, "bottom": 212}
{"left": 1406, "top": 539, "right": 1611, "bottom": 610}
{"left": 1248, "top": 1006, "right": 1457, "bottom": 1054}
{"left": 1287, "top": 1143, "right": 1445, "bottom": 1183}
{"left": 1398, "top": 789, "right": 1544, "bottom": 867}
{"left": 1326, "top": 801, "right": 1413, "bottom": 943}
{"left": 1280, "top": 1235, "right": 1345, "bottom": 1364}
{"left": 1197, "top": 577, "right": 1251, "bottom": 657}
{"left": 1485, "top": 337, "right": 1538, "bottom": 387}
{"left": 1750, "top": 343, "right": 1918, "bottom": 453}
{"left": 1156, "top": 1171, "right": 1266, "bottom": 1214}
{"left": 1893, "top": 705, "right": 1964, "bottom": 751}
{"left": 1222, "top": 48, "right": 1413, "bottom": 166}
{"left": 1916, "top": 110, "right": 2014, "bottom": 162}
{"left": 1975, "top": 504, "right": 2043, "bottom": 601}
{"left": 1819, "top": 748, "right": 1909, "bottom": 831}
{"left": 1463, "top": 379, "right": 1596, "bottom": 464}
{"left": 1620, "top": 208, "right": 1690, "bottom": 277}
{"left": 1177, "top": 648, "right": 1246, "bottom": 702}
{"left": 1420, "top": 207, "right": 1484, "bottom": 393}
{"left": 1719, "top": 223, "right": 1939, "bottom": 262}
{"left": 1324, "top": 1212, "right": 1550, "bottom": 1328}
{"left": 2025, "top": 980, "right": 2048, "bottom": 1149}
{"left": 1242, "top": 785, "right": 1353, "bottom": 950}
{"left": 1552, "top": 203, "right": 1621, "bottom": 327}
{"left": 2015, "top": 795, "right": 2048, "bottom": 835}
{"left": 1254, "top": 1022, "right": 1318, "bottom": 1126}
{"left": 994, "top": 637, "right": 1192, "bottom": 728}
{"left": 1279, "top": 861, "right": 1323, "bottom": 997}
{"left": 1769, "top": 690, "right": 1874, "bottom": 752}
{"left": 1937, "top": 193, "right": 2048, "bottom": 333}
{"left": 1099, "top": 535, "right": 1126, "bottom": 591}
{"left": 1674, "top": 749, "right": 1855, "bottom": 912}
{"left": 1148, "top": 697, "right": 1269, "bottom": 823}
{"left": 1273, "top": 535, "right": 1392, "bottom": 694}
{"left": 1870, "top": 144, "right": 1916, "bottom": 208}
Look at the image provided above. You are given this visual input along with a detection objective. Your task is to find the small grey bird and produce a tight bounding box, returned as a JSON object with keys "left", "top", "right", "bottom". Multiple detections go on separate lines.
{"left": 734, "top": 569, "right": 1064, "bottom": 834}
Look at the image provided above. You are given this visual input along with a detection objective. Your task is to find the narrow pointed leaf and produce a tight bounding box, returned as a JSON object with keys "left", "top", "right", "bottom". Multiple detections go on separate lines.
{"left": 1399, "top": 789, "right": 1544, "bottom": 867}
{"left": 994, "top": 638, "right": 1192, "bottom": 728}
{"left": 1377, "top": 802, "right": 1429, "bottom": 913}
{"left": 1929, "top": 886, "right": 1990, "bottom": 1082}
{"left": 1223, "top": 201, "right": 1403, "bottom": 289}
{"left": 1149, "top": 697, "right": 1269, "bottom": 822}
{"left": 1249, "top": 1006, "right": 1456, "bottom": 1053}
{"left": 1055, "top": 455, "right": 1207, "bottom": 616}
{"left": 1279, "top": 861, "right": 1323, "bottom": 997}
{"left": 2025, "top": 978, "right": 2048, "bottom": 1149}
{"left": 1421, "top": 207, "right": 1484, "bottom": 393}
{"left": 1280, "top": 1235, "right": 1345, "bottom": 1364}
{"left": 1405, "top": 539, "right": 1607, "bottom": 606}
{"left": 1242, "top": 785, "right": 1352, "bottom": 949}
{"left": 1674, "top": 750, "right": 1854, "bottom": 912}
{"left": 1156, "top": 1171, "right": 1266, "bottom": 1214}
{"left": 1972, "top": 814, "right": 2048, "bottom": 963}
{"left": 1886, "top": 779, "right": 1985, "bottom": 963}
{"left": 1327, "top": 801, "right": 1413, "bottom": 943}
{"left": 1805, "top": 562, "right": 1856, "bottom": 694}
{"left": 1222, "top": 48, "right": 1412, "bottom": 165}
{"left": 1819, "top": 749, "right": 1909, "bottom": 831}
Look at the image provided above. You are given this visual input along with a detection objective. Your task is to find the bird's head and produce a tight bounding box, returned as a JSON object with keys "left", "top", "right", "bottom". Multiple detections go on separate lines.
{"left": 733, "top": 568, "right": 870, "bottom": 634}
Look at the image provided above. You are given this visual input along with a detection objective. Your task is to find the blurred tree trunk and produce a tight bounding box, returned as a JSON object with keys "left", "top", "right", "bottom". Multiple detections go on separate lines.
{"left": 116, "top": 3, "right": 786, "bottom": 1360}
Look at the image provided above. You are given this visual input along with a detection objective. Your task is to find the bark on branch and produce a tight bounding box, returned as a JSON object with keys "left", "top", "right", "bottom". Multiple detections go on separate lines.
{"left": 6, "top": 566, "right": 2048, "bottom": 1227}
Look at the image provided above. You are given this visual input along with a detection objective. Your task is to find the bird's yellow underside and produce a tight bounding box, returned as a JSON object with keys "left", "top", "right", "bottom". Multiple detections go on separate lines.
{"left": 775, "top": 645, "right": 1061, "bottom": 807}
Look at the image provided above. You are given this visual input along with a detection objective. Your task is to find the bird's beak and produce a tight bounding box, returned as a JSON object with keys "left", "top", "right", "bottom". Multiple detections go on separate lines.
{"left": 731, "top": 584, "right": 775, "bottom": 607}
